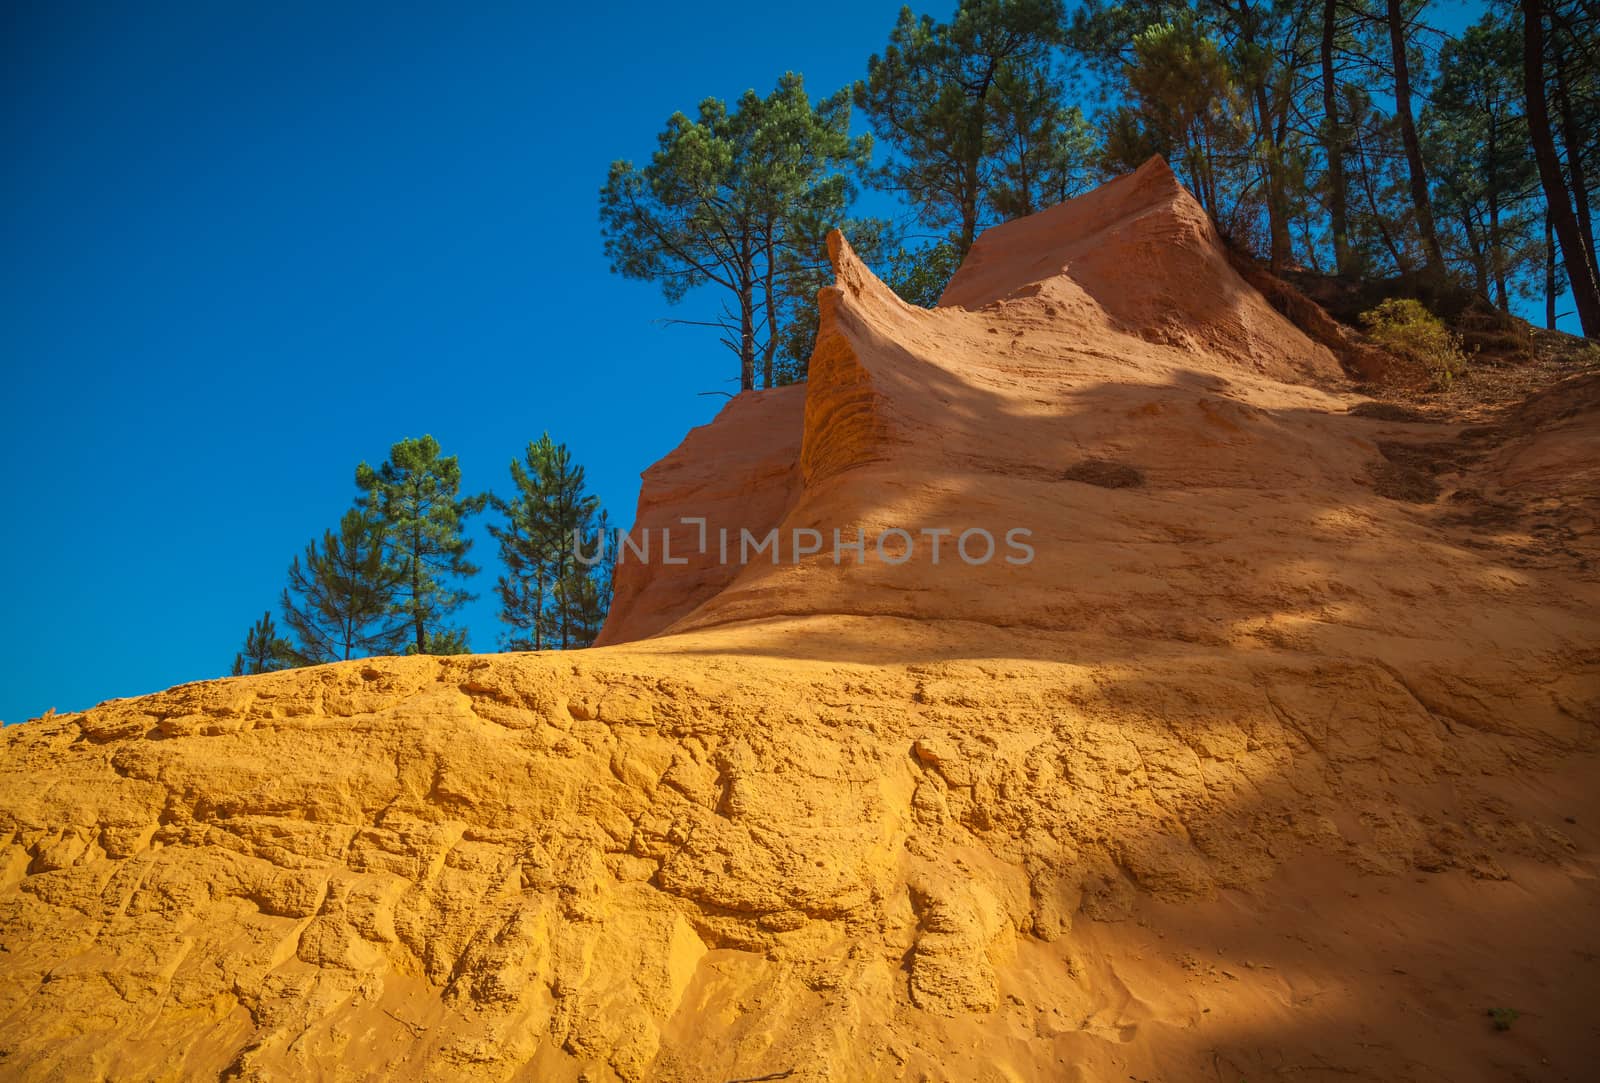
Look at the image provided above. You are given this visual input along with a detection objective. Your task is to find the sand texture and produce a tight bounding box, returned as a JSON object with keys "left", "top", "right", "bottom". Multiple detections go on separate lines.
{"left": 2, "top": 158, "right": 1596, "bottom": 1081}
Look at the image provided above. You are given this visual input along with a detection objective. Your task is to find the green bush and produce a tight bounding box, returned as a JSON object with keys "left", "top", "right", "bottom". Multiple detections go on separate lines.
{"left": 1359, "top": 298, "right": 1470, "bottom": 387}
{"left": 1487, "top": 1006, "right": 1519, "bottom": 1031}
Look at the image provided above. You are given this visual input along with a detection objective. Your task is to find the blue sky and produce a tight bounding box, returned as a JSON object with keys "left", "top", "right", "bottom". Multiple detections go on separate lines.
{"left": 1, "top": 0, "right": 934, "bottom": 721}
{"left": 0, "top": 0, "right": 1558, "bottom": 722}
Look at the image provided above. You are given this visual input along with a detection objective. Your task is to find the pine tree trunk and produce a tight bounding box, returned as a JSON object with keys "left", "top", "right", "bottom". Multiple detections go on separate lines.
{"left": 1461, "top": 211, "right": 1488, "bottom": 297}
{"left": 554, "top": 490, "right": 573, "bottom": 651}
{"left": 534, "top": 572, "right": 544, "bottom": 651}
{"left": 1226, "top": 0, "right": 1290, "bottom": 265}
{"left": 1194, "top": 124, "right": 1220, "bottom": 223}
{"left": 1255, "top": 87, "right": 1292, "bottom": 268}
{"left": 1352, "top": 120, "right": 1408, "bottom": 272}
{"left": 760, "top": 230, "right": 778, "bottom": 389}
{"left": 1266, "top": 162, "right": 1291, "bottom": 267}
{"left": 1546, "top": 210, "right": 1558, "bottom": 329}
{"left": 958, "top": 66, "right": 998, "bottom": 259}
{"left": 960, "top": 156, "right": 980, "bottom": 258}
{"left": 738, "top": 234, "right": 756, "bottom": 392}
{"left": 1486, "top": 107, "right": 1507, "bottom": 309}
{"left": 956, "top": 98, "right": 982, "bottom": 256}
{"left": 1322, "top": 0, "right": 1354, "bottom": 274}
{"left": 411, "top": 531, "right": 425, "bottom": 654}
{"left": 1524, "top": 0, "right": 1600, "bottom": 336}
{"left": 1386, "top": 0, "right": 1444, "bottom": 272}
{"left": 1020, "top": 131, "right": 1036, "bottom": 216}
{"left": 1488, "top": 187, "right": 1509, "bottom": 311}
{"left": 1551, "top": 37, "right": 1600, "bottom": 301}
{"left": 1182, "top": 131, "right": 1204, "bottom": 218}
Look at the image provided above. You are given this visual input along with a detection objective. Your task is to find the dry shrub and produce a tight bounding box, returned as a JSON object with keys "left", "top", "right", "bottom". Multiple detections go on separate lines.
{"left": 1359, "top": 298, "right": 1470, "bottom": 387}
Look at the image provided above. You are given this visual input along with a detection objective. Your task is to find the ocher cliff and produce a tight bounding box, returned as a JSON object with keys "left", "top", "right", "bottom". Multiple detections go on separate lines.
{"left": 3, "top": 159, "right": 1597, "bottom": 1081}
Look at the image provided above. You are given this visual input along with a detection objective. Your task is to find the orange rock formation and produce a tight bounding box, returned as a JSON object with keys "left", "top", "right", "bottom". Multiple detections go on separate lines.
{"left": 3, "top": 158, "right": 1597, "bottom": 1081}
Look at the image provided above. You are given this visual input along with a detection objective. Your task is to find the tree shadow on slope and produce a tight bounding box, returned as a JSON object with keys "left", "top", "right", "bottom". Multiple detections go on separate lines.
{"left": 643, "top": 356, "right": 1592, "bottom": 684}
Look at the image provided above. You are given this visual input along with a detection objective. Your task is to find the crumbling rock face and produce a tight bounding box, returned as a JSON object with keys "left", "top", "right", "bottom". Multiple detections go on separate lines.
{"left": 3, "top": 159, "right": 1598, "bottom": 1081}
{"left": 597, "top": 386, "right": 805, "bottom": 646}
{"left": 940, "top": 157, "right": 1343, "bottom": 384}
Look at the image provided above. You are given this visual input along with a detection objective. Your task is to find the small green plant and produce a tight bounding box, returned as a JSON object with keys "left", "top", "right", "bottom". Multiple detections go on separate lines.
{"left": 1359, "top": 298, "right": 1470, "bottom": 387}
{"left": 1487, "top": 1006, "right": 1519, "bottom": 1031}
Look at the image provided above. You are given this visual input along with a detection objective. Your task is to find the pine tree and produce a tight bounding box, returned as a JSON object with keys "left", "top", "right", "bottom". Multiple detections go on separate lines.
{"left": 1320, "top": 0, "right": 1356, "bottom": 273}
{"left": 569, "top": 511, "right": 617, "bottom": 646}
{"left": 1125, "top": 17, "right": 1250, "bottom": 223}
{"left": 488, "top": 434, "right": 604, "bottom": 651}
{"left": 406, "top": 628, "right": 470, "bottom": 656}
{"left": 600, "top": 73, "right": 874, "bottom": 392}
{"left": 1424, "top": 14, "right": 1541, "bottom": 310}
{"left": 857, "top": 0, "right": 1066, "bottom": 258}
{"left": 883, "top": 241, "right": 965, "bottom": 307}
{"left": 356, "top": 435, "right": 486, "bottom": 655}
{"left": 1382, "top": 0, "right": 1446, "bottom": 272}
{"left": 488, "top": 440, "right": 556, "bottom": 652}
{"left": 1214, "top": 0, "right": 1319, "bottom": 269}
{"left": 536, "top": 440, "right": 598, "bottom": 650}
{"left": 1522, "top": 0, "right": 1600, "bottom": 335}
{"left": 769, "top": 217, "right": 898, "bottom": 383}
{"left": 1342, "top": 88, "right": 1421, "bottom": 273}
{"left": 230, "top": 611, "right": 296, "bottom": 676}
{"left": 990, "top": 86, "right": 1099, "bottom": 218}
{"left": 280, "top": 509, "right": 408, "bottom": 663}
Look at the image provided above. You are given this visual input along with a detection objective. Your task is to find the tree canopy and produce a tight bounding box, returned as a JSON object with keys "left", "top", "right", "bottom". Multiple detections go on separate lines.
{"left": 356, "top": 435, "right": 487, "bottom": 655}
{"left": 280, "top": 508, "right": 408, "bottom": 663}
{"left": 488, "top": 433, "right": 608, "bottom": 650}
{"left": 230, "top": 611, "right": 296, "bottom": 676}
{"left": 856, "top": 0, "right": 1072, "bottom": 258}
{"left": 601, "top": 73, "right": 876, "bottom": 392}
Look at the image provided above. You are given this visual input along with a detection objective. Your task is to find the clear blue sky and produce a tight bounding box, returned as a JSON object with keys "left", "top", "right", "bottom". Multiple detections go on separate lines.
{"left": 0, "top": 0, "right": 1559, "bottom": 722}
{"left": 1, "top": 0, "right": 929, "bottom": 721}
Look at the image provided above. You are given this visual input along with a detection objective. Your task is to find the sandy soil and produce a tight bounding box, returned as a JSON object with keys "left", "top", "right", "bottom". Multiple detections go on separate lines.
{"left": 1, "top": 157, "right": 1595, "bottom": 1081}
